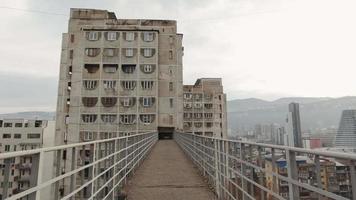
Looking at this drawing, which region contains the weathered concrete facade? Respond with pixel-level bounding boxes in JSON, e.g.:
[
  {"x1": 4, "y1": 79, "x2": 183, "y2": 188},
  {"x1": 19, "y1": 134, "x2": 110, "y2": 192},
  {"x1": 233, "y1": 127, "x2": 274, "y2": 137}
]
[
  {"x1": 0, "y1": 119, "x2": 53, "y2": 199},
  {"x1": 55, "y1": 8, "x2": 184, "y2": 145},
  {"x1": 183, "y1": 78, "x2": 228, "y2": 138}
]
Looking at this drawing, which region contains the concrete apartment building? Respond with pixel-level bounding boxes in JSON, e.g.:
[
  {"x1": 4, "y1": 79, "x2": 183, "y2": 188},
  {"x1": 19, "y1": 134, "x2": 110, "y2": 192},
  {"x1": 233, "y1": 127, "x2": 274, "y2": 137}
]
[
  {"x1": 0, "y1": 119, "x2": 54, "y2": 200},
  {"x1": 55, "y1": 8, "x2": 184, "y2": 145},
  {"x1": 54, "y1": 8, "x2": 227, "y2": 198},
  {"x1": 182, "y1": 78, "x2": 227, "y2": 138}
]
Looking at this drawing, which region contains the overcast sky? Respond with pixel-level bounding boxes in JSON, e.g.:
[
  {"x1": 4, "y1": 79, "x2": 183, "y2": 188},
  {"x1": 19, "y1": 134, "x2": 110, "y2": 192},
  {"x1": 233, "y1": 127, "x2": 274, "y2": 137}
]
[{"x1": 0, "y1": 0, "x2": 355, "y2": 113}]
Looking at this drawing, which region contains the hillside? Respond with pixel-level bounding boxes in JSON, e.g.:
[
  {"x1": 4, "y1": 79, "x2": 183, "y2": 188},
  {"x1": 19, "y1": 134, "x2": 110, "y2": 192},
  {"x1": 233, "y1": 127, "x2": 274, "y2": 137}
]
[
  {"x1": 0, "y1": 111, "x2": 55, "y2": 120},
  {"x1": 227, "y1": 96, "x2": 356, "y2": 135}
]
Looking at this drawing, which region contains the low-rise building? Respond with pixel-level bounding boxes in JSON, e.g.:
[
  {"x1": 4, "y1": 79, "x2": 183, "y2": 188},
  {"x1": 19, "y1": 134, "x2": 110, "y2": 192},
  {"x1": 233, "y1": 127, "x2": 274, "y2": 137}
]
[
  {"x1": 0, "y1": 119, "x2": 54, "y2": 199},
  {"x1": 182, "y1": 78, "x2": 227, "y2": 138}
]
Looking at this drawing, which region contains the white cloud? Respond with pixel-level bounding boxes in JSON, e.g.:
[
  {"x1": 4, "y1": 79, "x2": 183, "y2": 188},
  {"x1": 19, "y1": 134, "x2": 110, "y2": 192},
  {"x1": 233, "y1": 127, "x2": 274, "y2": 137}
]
[{"x1": 0, "y1": 0, "x2": 355, "y2": 113}]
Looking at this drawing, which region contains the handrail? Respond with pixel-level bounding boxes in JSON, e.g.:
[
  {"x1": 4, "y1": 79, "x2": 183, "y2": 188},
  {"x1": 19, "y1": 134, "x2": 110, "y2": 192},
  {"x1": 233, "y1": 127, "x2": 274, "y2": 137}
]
[{"x1": 175, "y1": 132, "x2": 356, "y2": 200}]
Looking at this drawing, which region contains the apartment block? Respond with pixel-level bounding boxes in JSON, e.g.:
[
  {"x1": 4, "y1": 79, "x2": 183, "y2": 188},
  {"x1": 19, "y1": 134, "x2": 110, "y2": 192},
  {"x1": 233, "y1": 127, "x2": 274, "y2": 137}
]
[
  {"x1": 55, "y1": 8, "x2": 184, "y2": 146},
  {"x1": 0, "y1": 119, "x2": 54, "y2": 200},
  {"x1": 54, "y1": 8, "x2": 228, "y2": 198},
  {"x1": 182, "y1": 78, "x2": 227, "y2": 138}
]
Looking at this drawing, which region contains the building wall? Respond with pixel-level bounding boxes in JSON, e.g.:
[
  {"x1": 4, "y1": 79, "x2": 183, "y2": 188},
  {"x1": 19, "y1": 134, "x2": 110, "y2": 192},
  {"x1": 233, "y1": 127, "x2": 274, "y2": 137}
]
[
  {"x1": 55, "y1": 8, "x2": 184, "y2": 146},
  {"x1": 0, "y1": 119, "x2": 53, "y2": 199},
  {"x1": 182, "y1": 78, "x2": 227, "y2": 138}
]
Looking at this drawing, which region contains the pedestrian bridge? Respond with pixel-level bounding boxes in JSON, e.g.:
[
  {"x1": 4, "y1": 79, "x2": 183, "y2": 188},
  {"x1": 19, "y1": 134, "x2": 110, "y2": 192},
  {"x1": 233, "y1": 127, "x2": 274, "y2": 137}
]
[{"x1": 0, "y1": 132, "x2": 356, "y2": 200}]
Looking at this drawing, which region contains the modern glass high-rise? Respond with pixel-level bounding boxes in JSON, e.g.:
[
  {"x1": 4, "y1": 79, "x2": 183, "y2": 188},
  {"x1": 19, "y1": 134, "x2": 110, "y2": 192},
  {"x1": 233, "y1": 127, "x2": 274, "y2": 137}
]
[
  {"x1": 335, "y1": 110, "x2": 356, "y2": 152},
  {"x1": 286, "y1": 102, "x2": 303, "y2": 148}
]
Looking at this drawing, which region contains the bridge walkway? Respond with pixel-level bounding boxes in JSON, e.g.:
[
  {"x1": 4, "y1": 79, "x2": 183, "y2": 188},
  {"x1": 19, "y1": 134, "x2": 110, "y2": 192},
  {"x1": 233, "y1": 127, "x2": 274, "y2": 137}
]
[{"x1": 125, "y1": 140, "x2": 217, "y2": 200}]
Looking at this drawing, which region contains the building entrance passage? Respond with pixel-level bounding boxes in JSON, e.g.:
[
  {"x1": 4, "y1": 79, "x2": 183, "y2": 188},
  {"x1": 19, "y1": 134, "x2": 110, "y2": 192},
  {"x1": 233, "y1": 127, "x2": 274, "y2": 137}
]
[{"x1": 158, "y1": 127, "x2": 174, "y2": 139}]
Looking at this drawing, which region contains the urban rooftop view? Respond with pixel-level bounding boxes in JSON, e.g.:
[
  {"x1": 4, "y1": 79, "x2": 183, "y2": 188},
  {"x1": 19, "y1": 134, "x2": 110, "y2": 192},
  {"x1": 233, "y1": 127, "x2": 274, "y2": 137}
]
[{"x1": 0, "y1": 1, "x2": 356, "y2": 200}]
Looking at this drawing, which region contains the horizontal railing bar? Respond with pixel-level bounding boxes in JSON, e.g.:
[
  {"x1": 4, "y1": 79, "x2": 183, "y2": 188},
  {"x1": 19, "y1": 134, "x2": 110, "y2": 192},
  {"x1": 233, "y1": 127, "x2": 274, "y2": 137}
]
[
  {"x1": 175, "y1": 133, "x2": 354, "y2": 200},
  {"x1": 177, "y1": 132, "x2": 356, "y2": 160},
  {"x1": 0, "y1": 132, "x2": 155, "y2": 159},
  {"x1": 61, "y1": 134, "x2": 156, "y2": 200},
  {"x1": 5, "y1": 132, "x2": 157, "y2": 200}
]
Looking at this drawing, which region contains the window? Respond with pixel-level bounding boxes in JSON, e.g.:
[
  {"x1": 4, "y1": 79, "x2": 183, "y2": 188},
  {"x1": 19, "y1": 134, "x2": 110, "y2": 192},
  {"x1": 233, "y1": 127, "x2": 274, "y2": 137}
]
[
  {"x1": 4, "y1": 123, "x2": 12, "y2": 127},
  {"x1": 87, "y1": 32, "x2": 100, "y2": 41},
  {"x1": 194, "y1": 113, "x2": 203, "y2": 119},
  {"x1": 184, "y1": 103, "x2": 192, "y2": 109},
  {"x1": 142, "y1": 48, "x2": 155, "y2": 57},
  {"x1": 169, "y1": 98, "x2": 174, "y2": 108},
  {"x1": 204, "y1": 113, "x2": 213, "y2": 119},
  {"x1": 122, "y1": 65, "x2": 136, "y2": 73},
  {"x1": 5, "y1": 145, "x2": 10, "y2": 152},
  {"x1": 82, "y1": 97, "x2": 98, "y2": 107},
  {"x1": 35, "y1": 120, "x2": 42, "y2": 127},
  {"x1": 143, "y1": 32, "x2": 154, "y2": 42},
  {"x1": 141, "y1": 97, "x2": 155, "y2": 107},
  {"x1": 103, "y1": 64, "x2": 118, "y2": 73},
  {"x1": 69, "y1": 50, "x2": 74, "y2": 59},
  {"x1": 206, "y1": 122, "x2": 213, "y2": 128},
  {"x1": 103, "y1": 80, "x2": 116, "y2": 89},
  {"x1": 3, "y1": 134, "x2": 11, "y2": 139},
  {"x1": 194, "y1": 103, "x2": 203, "y2": 109},
  {"x1": 125, "y1": 32, "x2": 135, "y2": 41},
  {"x1": 82, "y1": 114, "x2": 97, "y2": 123},
  {"x1": 169, "y1": 50, "x2": 173, "y2": 59},
  {"x1": 141, "y1": 64, "x2": 154, "y2": 73},
  {"x1": 183, "y1": 93, "x2": 192, "y2": 99},
  {"x1": 121, "y1": 81, "x2": 136, "y2": 90},
  {"x1": 169, "y1": 82, "x2": 173, "y2": 91},
  {"x1": 0, "y1": 120, "x2": 2, "y2": 127},
  {"x1": 101, "y1": 115, "x2": 117, "y2": 124},
  {"x1": 103, "y1": 48, "x2": 115, "y2": 57},
  {"x1": 84, "y1": 64, "x2": 99, "y2": 73},
  {"x1": 205, "y1": 94, "x2": 213, "y2": 100},
  {"x1": 183, "y1": 122, "x2": 192, "y2": 128},
  {"x1": 14, "y1": 134, "x2": 21, "y2": 139},
  {"x1": 141, "y1": 81, "x2": 154, "y2": 90},
  {"x1": 15, "y1": 123, "x2": 22, "y2": 127},
  {"x1": 101, "y1": 97, "x2": 117, "y2": 107},
  {"x1": 120, "y1": 97, "x2": 136, "y2": 107},
  {"x1": 184, "y1": 113, "x2": 192, "y2": 119},
  {"x1": 194, "y1": 122, "x2": 203, "y2": 128},
  {"x1": 169, "y1": 36, "x2": 174, "y2": 44},
  {"x1": 85, "y1": 48, "x2": 100, "y2": 57},
  {"x1": 83, "y1": 80, "x2": 98, "y2": 90},
  {"x1": 125, "y1": 48, "x2": 134, "y2": 57},
  {"x1": 120, "y1": 115, "x2": 136, "y2": 125},
  {"x1": 106, "y1": 32, "x2": 118, "y2": 41},
  {"x1": 140, "y1": 114, "x2": 155, "y2": 124},
  {"x1": 204, "y1": 104, "x2": 213, "y2": 109},
  {"x1": 70, "y1": 34, "x2": 75, "y2": 43},
  {"x1": 27, "y1": 134, "x2": 41, "y2": 139},
  {"x1": 195, "y1": 94, "x2": 202, "y2": 100}
]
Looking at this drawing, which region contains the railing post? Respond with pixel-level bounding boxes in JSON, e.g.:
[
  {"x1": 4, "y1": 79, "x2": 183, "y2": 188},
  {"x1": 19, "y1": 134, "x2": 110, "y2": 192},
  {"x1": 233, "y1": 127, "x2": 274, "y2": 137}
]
[
  {"x1": 214, "y1": 139, "x2": 221, "y2": 198},
  {"x1": 224, "y1": 140, "x2": 229, "y2": 199},
  {"x1": 35, "y1": 152, "x2": 44, "y2": 200},
  {"x1": 91, "y1": 143, "x2": 97, "y2": 198},
  {"x1": 257, "y1": 146, "x2": 265, "y2": 200},
  {"x1": 286, "y1": 150, "x2": 300, "y2": 200},
  {"x1": 315, "y1": 155, "x2": 323, "y2": 200},
  {"x1": 350, "y1": 161, "x2": 356, "y2": 200},
  {"x1": 240, "y1": 143, "x2": 248, "y2": 200},
  {"x1": 271, "y1": 148, "x2": 278, "y2": 195}
]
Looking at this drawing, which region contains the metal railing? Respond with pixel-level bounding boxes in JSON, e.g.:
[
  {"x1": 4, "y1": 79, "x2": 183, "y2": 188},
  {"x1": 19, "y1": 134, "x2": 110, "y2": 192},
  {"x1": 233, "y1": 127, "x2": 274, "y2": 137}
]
[
  {"x1": 0, "y1": 132, "x2": 158, "y2": 200},
  {"x1": 175, "y1": 132, "x2": 356, "y2": 200}
]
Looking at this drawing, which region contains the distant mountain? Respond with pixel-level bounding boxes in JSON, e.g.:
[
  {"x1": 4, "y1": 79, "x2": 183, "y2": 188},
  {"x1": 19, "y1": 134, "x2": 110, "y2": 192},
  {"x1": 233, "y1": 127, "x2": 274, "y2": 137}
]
[
  {"x1": 227, "y1": 96, "x2": 356, "y2": 135},
  {"x1": 1, "y1": 96, "x2": 356, "y2": 136},
  {"x1": 0, "y1": 111, "x2": 55, "y2": 120}
]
